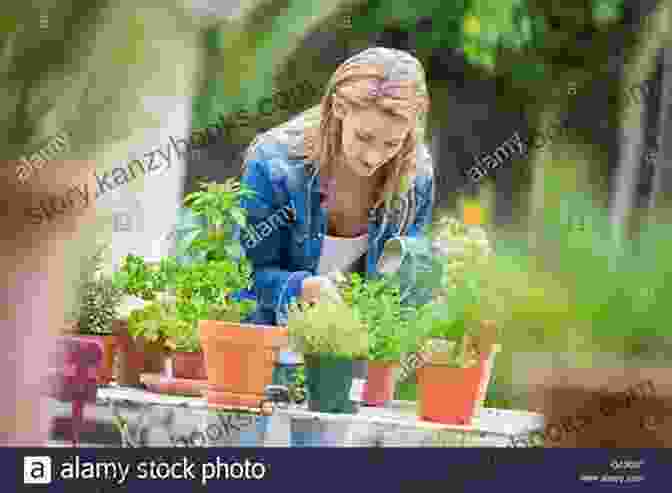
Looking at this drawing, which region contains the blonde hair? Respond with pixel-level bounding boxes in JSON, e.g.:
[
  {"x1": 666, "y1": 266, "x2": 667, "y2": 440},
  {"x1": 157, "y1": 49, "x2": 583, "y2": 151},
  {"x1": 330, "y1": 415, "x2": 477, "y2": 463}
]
[
  {"x1": 304, "y1": 48, "x2": 430, "y2": 209},
  {"x1": 251, "y1": 48, "x2": 430, "y2": 211}
]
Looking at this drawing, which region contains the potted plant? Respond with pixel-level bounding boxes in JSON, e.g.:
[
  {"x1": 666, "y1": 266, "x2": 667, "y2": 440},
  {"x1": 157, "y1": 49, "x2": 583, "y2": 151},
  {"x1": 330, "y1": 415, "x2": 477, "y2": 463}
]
[
  {"x1": 339, "y1": 273, "x2": 419, "y2": 407},
  {"x1": 112, "y1": 254, "x2": 172, "y2": 385},
  {"x1": 287, "y1": 300, "x2": 369, "y2": 414},
  {"x1": 403, "y1": 215, "x2": 500, "y2": 424},
  {"x1": 126, "y1": 298, "x2": 183, "y2": 371},
  {"x1": 126, "y1": 296, "x2": 212, "y2": 396},
  {"x1": 73, "y1": 244, "x2": 124, "y2": 384},
  {"x1": 165, "y1": 320, "x2": 206, "y2": 381},
  {"x1": 175, "y1": 178, "x2": 283, "y2": 409},
  {"x1": 414, "y1": 301, "x2": 499, "y2": 425}
]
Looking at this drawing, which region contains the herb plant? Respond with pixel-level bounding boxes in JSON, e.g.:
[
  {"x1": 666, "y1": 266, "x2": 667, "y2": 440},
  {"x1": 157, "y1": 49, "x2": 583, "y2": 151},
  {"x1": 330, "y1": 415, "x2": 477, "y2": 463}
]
[
  {"x1": 170, "y1": 178, "x2": 257, "y2": 323},
  {"x1": 112, "y1": 254, "x2": 165, "y2": 301},
  {"x1": 339, "y1": 273, "x2": 418, "y2": 362},
  {"x1": 177, "y1": 178, "x2": 256, "y2": 262},
  {"x1": 77, "y1": 244, "x2": 124, "y2": 335},
  {"x1": 287, "y1": 300, "x2": 369, "y2": 359},
  {"x1": 127, "y1": 300, "x2": 196, "y2": 352},
  {"x1": 172, "y1": 259, "x2": 254, "y2": 327}
]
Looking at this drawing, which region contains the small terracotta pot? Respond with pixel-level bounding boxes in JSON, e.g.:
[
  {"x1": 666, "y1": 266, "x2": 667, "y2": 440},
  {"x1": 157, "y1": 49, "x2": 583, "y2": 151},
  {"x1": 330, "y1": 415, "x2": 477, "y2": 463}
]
[
  {"x1": 173, "y1": 351, "x2": 207, "y2": 380},
  {"x1": 76, "y1": 334, "x2": 118, "y2": 385},
  {"x1": 362, "y1": 360, "x2": 398, "y2": 406},
  {"x1": 417, "y1": 357, "x2": 488, "y2": 425},
  {"x1": 199, "y1": 320, "x2": 288, "y2": 409},
  {"x1": 113, "y1": 320, "x2": 166, "y2": 385}
]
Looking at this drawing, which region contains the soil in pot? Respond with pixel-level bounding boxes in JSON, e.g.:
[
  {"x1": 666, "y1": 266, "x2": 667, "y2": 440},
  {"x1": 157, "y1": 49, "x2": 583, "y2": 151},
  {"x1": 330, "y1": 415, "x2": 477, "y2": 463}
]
[
  {"x1": 76, "y1": 334, "x2": 118, "y2": 385},
  {"x1": 362, "y1": 360, "x2": 397, "y2": 407},
  {"x1": 417, "y1": 362, "x2": 485, "y2": 425},
  {"x1": 173, "y1": 351, "x2": 207, "y2": 380},
  {"x1": 200, "y1": 321, "x2": 288, "y2": 409},
  {"x1": 304, "y1": 354, "x2": 358, "y2": 414}
]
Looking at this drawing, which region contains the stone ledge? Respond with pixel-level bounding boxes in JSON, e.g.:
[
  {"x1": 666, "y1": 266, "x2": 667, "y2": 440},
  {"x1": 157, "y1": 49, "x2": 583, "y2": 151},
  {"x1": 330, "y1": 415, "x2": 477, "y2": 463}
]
[{"x1": 49, "y1": 385, "x2": 544, "y2": 447}]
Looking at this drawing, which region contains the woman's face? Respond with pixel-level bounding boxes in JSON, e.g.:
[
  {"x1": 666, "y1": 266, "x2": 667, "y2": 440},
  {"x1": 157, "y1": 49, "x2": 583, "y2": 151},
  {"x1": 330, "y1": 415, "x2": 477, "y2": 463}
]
[{"x1": 333, "y1": 99, "x2": 411, "y2": 178}]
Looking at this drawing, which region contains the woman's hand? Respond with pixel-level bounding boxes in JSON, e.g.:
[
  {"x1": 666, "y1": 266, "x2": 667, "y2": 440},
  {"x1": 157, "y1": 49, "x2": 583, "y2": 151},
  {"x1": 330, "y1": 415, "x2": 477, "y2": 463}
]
[{"x1": 300, "y1": 276, "x2": 343, "y2": 304}]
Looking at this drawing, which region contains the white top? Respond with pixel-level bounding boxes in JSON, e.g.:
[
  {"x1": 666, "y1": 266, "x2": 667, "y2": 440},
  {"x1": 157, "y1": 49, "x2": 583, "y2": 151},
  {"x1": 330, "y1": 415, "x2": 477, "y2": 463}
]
[{"x1": 317, "y1": 233, "x2": 369, "y2": 275}]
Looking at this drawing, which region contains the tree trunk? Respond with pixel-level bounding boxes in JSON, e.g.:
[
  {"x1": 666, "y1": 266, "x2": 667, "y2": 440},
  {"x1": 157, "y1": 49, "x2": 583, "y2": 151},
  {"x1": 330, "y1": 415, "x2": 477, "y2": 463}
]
[
  {"x1": 648, "y1": 42, "x2": 672, "y2": 218},
  {"x1": 609, "y1": 4, "x2": 669, "y2": 242}
]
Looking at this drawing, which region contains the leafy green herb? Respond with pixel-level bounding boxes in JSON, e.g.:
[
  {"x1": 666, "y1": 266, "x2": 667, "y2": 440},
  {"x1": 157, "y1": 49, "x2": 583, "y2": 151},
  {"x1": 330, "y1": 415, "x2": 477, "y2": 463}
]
[
  {"x1": 178, "y1": 178, "x2": 256, "y2": 262},
  {"x1": 127, "y1": 299, "x2": 197, "y2": 352},
  {"x1": 77, "y1": 244, "x2": 124, "y2": 335},
  {"x1": 112, "y1": 254, "x2": 164, "y2": 301},
  {"x1": 340, "y1": 273, "x2": 418, "y2": 362},
  {"x1": 287, "y1": 300, "x2": 368, "y2": 359}
]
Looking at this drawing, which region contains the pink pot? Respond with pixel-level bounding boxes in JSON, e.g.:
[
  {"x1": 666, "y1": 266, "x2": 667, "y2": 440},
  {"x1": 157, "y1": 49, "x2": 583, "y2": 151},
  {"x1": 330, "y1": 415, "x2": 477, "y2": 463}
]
[
  {"x1": 362, "y1": 361, "x2": 398, "y2": 406},
  {"x1": 173, "y1": 351, "x2": 207, "y2": 380}
]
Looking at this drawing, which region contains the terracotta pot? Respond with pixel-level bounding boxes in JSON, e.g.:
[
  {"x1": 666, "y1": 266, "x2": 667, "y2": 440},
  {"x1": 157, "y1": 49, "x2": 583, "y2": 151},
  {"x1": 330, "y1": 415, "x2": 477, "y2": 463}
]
[
  {"x1": 173, "y1": 351, "x2": 207, "y2": 380},
  {"x1": 76, "y1": 334, "x2": 118, "y2": 385},
  {"x1": 417, "y1": 357, "x2": 489, "y2": 425},
  {"x1": 199, "y1": 320, "x2": 288, "y2": 409},
  {"x1": 525, "y1": 367, "x2": 672, "y2": 447},
  {"x1": 362, "y1": 360, "x2": 398, "y2": 407},
  {"x1": 113, "y1": 320, "x2": 166, "y2": 385}
]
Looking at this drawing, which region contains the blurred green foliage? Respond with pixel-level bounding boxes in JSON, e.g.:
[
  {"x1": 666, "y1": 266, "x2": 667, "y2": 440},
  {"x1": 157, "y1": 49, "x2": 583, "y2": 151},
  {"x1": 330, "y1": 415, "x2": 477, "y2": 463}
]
[{"x1": 351, "y1": 0, "x2": 625, "y2": 82}]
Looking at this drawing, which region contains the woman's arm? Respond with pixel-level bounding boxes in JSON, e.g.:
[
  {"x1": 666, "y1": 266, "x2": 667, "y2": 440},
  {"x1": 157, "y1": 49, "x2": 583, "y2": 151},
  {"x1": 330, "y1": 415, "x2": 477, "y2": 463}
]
[{"x1": 239, "y1": 157, "x2": 312, "y2": 326}]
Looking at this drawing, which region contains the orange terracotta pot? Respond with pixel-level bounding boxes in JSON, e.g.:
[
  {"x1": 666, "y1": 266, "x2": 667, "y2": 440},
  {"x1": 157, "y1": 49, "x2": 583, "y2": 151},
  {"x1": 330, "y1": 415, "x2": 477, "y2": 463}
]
[
  {"x1": 76, "y1": 334, "x2": 118, "y2": 385},
  {"x1": 417, "y1": 359, "x2": 487, "y2": 425},
  {"x1": 173, "y1": 351, "x2": 207, "y2": 380},
  {"x1": 199, "y1": 320, "x2": 288, "y2": 409},
  {"x1": 362, "y1": 360, "x2": 398, "y2": 406},
  {"x1": 113, "y1": 320, "x2": 165, "y2": 385}
]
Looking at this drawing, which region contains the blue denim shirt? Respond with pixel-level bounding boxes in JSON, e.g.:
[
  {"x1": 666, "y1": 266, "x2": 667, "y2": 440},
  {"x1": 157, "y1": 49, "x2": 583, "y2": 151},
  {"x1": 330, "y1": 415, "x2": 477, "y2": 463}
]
[{"x1": 233, "y1": 129, "x2": 437, "y2": 340}]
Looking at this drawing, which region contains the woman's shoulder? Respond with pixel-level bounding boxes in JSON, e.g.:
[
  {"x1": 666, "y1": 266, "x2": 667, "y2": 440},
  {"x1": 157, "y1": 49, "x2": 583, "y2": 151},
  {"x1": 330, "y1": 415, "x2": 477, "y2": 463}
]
[
  {"x1": 243, "y1": 107, "x2": 320, "y2": 167},
  {"x1": 241, "y1": 126, "x2": 311, "y2": 179}
]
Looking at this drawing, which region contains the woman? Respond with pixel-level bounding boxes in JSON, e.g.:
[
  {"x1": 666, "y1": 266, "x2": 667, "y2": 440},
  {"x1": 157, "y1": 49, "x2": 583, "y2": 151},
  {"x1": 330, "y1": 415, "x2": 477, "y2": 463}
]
[{"x1": 236, "y1": 47, "x2": 436, "y2": 374}]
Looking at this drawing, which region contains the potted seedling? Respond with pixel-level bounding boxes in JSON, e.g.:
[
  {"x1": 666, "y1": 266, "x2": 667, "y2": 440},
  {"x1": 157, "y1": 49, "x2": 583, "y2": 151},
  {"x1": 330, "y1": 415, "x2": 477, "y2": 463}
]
[
  {"x1": 287, "y1": 300, "x2": 369, "y2": 414},
  {"x1": 175, "y1": 179, "x2": 283, "y2": 409},
  {"x1": 339, "y1": 273, "x2": 419, "y2": 407},
  {"x1": 126, "y1": 298, "x2": 181, "y2": 370},
  {"x1": 112, "y1": 254, "x2": 173, "y2": 385},
  {"x1": 73, "y1": 244, "x2": 124, "y2": 384},
  {"x1": 163, "y1": 317, "x2": 205, "y2": 382}
]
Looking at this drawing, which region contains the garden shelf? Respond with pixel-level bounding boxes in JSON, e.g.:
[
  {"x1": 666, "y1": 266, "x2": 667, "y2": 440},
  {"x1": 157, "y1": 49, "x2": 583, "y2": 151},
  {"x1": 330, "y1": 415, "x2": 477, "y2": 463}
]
[{"x1": 47, "y1": 385, "x2": 544, "y2": 447}]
